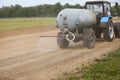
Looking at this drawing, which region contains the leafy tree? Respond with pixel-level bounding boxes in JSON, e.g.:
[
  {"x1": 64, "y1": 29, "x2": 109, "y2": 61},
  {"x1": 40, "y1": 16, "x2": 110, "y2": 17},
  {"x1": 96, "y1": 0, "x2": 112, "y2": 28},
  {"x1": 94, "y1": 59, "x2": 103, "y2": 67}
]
[
  {"x1": 53, "y1": 2, "x2": 62, "y2": 15},
  {"x1": 0, "y1": 2, "x2": 84, "y2": 18},
  {"x1": 111, "y1": 5, "x2": 120, "y2": 16}
]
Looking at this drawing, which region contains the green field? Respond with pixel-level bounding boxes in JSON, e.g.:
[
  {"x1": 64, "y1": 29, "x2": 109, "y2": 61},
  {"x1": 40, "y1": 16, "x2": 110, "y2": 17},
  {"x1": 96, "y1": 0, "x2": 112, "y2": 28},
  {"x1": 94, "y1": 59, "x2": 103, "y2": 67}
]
[
  {"x1": 80, "y1": 49, "x2": 120, "y2": 80},
  {"x1": 0, "y1": 17, "x2": 119, "y2": 31},
  {"x1": 55, "y1": 49, "x2": 120, "y2": 80},
  {"x1": 0, "y1": 17, "x2": 56, "y2": 31}
]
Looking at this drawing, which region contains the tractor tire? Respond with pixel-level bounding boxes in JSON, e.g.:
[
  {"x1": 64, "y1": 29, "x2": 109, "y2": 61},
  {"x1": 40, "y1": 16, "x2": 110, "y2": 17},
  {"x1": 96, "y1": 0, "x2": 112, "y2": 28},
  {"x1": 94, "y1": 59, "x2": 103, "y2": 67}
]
[
  {"x1": 103, "y1": 19, "x2": 114, "y2": 42},
  {"x1": 83, "y1": 37, "x2": 95, "y2": 49},
  {"x1": 115, "y1": 28, "x2": 120, "y2": 38},
  {"x1": 57, "y1": 32, "x2": 69, "y2": 48}
]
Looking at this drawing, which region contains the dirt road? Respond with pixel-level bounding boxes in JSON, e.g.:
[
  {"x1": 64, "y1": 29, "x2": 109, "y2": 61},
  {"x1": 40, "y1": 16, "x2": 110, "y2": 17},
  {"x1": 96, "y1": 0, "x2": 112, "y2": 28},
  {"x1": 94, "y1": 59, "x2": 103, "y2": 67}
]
[{"x1": 0, "y1": 30, "x2": 120, "y2": 80}]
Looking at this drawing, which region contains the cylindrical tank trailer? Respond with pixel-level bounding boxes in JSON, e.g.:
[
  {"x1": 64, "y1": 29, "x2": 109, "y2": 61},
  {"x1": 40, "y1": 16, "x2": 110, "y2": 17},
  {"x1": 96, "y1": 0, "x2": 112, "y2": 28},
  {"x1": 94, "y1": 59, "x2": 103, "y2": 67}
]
[
  {"x1": 56, "y1": 9, "x2": 96, "y2": 32},
  {"x1": 56, "y1": 8, "x2": 97, "y2": 49}
]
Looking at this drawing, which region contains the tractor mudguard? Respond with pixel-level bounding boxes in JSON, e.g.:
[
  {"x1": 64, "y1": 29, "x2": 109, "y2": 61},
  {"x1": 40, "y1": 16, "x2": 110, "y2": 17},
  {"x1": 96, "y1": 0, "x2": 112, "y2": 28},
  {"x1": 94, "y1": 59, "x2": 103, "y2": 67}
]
[{"x1": 100, "y1": 16, "x2": 112, "y2": 28}]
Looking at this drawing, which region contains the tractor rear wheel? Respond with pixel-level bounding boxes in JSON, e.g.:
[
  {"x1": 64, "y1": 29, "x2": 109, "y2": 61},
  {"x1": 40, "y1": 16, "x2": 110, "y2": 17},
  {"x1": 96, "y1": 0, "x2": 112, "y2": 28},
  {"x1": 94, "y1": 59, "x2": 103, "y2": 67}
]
[
  {"x1": 115, "y1": 28, "x2": 120, "y2": 38},
  {"x1": 103, "y1": 20, "x2": 114, "y2": 42},
  {"x1": 57, "y1": 32, "x2": 69, "y2": 48}
]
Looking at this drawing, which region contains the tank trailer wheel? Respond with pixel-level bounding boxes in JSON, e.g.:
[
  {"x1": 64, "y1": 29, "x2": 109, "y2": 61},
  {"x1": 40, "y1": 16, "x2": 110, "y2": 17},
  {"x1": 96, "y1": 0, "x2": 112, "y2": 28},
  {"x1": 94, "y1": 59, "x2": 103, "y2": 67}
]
[
  {"x1": 83, "y1": 28, "x2": 96, "y2": 49},
  {"x1": 103, "y1": 20, "x2": 114, "y2": 42},
  {"x1": 57, "y1": 32, "x2": 69, "y2": 48},
  {"x1": 83, "y1": 37, "x2": 95, "y2": 49}
]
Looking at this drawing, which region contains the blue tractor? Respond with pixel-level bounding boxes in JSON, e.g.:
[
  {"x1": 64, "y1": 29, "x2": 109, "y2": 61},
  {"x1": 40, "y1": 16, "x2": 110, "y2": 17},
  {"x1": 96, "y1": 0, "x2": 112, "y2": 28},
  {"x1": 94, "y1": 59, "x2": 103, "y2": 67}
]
[
  {"x1": 56, "y1": 1, "x2": 120, "y2": 49},
  {"x1": 85, "y1": 1, "x2": 120, "y2": 41}
]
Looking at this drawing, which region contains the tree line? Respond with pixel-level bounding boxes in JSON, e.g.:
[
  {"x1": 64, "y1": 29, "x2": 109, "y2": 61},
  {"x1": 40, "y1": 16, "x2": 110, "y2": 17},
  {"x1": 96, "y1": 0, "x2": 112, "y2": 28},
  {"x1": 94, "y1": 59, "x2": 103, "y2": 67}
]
[
  {"x1": 0, "y1": 2, "x2": 120, "y2": 18},
  {"x1": 0, "y1": 3, "x2": 82, "y2": 18}
]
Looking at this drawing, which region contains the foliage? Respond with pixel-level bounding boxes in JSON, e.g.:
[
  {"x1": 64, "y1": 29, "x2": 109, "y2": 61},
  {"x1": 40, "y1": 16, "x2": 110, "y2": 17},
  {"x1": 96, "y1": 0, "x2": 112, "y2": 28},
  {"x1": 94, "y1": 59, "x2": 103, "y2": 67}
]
[
  {"x1": 0, "y1": 3, "x2": 82, "y2": 18},
  {"x1": 111, "y1": 5, "x2": 120, "y2": 16},
  {"x1": 80, "y1": 49, "x2": 120, "y2": 80},
  {"x1": 0, "y1": 2, "x2": 119, "y2": 18}
]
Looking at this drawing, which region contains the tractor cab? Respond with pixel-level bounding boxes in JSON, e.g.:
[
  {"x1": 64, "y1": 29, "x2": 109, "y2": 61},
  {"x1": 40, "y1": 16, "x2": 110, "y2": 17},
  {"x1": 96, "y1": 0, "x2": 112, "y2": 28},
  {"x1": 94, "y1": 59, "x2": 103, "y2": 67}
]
[
  {"x1": 85, "y1": 1, "x2": 111, "y2": 16},
  {"x1": 85, "y1": 1, "x2": 112, "y2": 22}
]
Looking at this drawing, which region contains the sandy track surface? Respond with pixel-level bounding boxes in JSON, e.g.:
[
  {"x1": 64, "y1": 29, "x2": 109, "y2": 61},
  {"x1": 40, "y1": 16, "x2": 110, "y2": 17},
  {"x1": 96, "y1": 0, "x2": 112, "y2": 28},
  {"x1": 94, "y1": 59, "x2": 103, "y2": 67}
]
[{"x1": 0, "y1": 30, "x2": 120, "y2": 80}]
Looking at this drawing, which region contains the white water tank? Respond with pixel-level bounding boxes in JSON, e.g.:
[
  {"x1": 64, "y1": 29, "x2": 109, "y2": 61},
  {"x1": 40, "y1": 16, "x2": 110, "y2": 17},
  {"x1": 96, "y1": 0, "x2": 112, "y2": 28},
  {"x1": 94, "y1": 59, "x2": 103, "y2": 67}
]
[{"x1": 56, "y1": 8, "x2": 97, "y2": 32}]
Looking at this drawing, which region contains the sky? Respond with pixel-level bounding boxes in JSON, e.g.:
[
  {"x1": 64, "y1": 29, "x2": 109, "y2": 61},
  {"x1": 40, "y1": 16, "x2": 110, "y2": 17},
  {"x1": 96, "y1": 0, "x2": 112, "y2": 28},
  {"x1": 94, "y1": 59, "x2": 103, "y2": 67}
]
[{"x1": 0, "y1": 0, "x2": 120, "y2": 8}]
